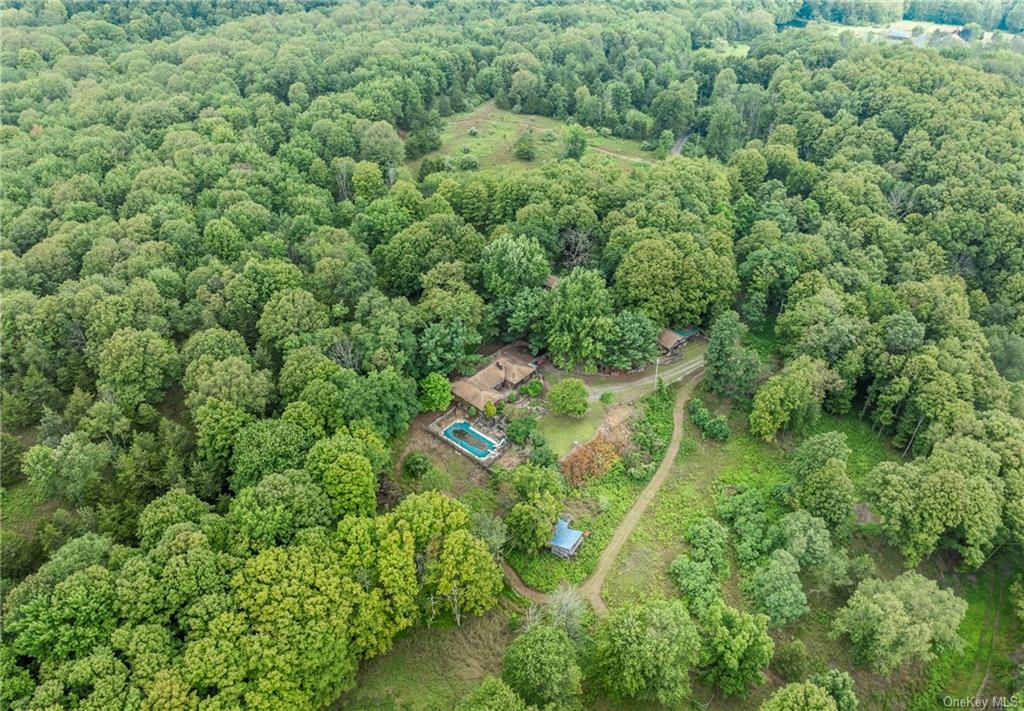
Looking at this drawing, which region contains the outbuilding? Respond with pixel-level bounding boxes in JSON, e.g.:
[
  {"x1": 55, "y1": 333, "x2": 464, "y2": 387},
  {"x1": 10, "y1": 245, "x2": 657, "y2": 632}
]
[{"x1": 549, "y1": 518, "x2": 585, "y2": 558}]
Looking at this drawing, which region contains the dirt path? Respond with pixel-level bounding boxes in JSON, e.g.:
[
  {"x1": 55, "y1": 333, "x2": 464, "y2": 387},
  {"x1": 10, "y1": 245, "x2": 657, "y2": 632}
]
[
  {"x1": 577, "y1": 372, "x2": 703, "y2": 614},
  {"x1": 582, "y1": 354, "x2": 704, "y2": 402},
  {"x1": 589, "y1": 145, "x2": 649, "y2": 164},
  {"x1": 670, "y1": 132, "x2": 689, "y2": 156},
  {"x1": 502, "y1": 370, "x2": 703, "y2": 614},
  {"x1": 501, "y1": 561, "x2": 550, "y2": 605}
]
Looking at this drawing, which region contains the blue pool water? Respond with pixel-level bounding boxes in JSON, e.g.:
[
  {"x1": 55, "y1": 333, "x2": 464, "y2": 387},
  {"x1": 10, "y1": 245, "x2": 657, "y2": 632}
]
[{"x1": 443, "y1": 421, "x2": 498, "y2": 459}]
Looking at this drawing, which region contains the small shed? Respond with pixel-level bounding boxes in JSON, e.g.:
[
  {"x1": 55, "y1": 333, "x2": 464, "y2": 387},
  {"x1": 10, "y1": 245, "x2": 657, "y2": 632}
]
[
  {"x1": 549, "y1": 518, "x2": 584, "y2": 558},
  {"x1": 658, "y1": 328, "x2": 685, "y2": 352},
  {"x1": 544, "y1": 274, "x2": 560, "y2": 289}
]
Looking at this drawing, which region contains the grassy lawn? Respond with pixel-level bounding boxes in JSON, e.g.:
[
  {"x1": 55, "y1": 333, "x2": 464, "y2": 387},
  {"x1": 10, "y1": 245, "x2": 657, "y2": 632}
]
[
  {"x1": 334, "y1": 608, "x2": 514, "y2": 711},
  {"x1": 407, "y1": 100, "x2": 650, "y2": 174},
  {"x1": 536, "y1": 403, "x2": 606, "y2": 458}
]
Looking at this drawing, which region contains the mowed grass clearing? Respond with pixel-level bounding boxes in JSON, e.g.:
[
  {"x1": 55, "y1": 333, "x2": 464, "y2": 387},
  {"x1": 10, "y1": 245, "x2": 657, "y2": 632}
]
[
  {"x1": 407, "y1": 100, "x2": 650, "y2": 173},
  {"x1": 536, "y1": 402, "x2": 606, "y2": 458}
]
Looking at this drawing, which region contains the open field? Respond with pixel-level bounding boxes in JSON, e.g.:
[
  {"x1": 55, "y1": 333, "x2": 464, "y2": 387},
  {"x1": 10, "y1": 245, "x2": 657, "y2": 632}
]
[
  {"x1": 334, "y1": 607, "x2": 515, "y2": 711},
  {"x1": 536, "y1": 403, "x2": 607, "y2": 458},
  {"x1": 818, "y1": 18, "x2": 1010, "y2": 42},
  {"x1": 406, "y1": 101, "x2": 650, "y2": 174}
]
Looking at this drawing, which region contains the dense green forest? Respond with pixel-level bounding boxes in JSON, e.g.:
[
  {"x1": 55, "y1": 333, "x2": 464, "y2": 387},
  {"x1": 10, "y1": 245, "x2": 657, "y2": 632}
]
[{"x1": 1, "y1": 1, "x2": 1023, "y2": 709}]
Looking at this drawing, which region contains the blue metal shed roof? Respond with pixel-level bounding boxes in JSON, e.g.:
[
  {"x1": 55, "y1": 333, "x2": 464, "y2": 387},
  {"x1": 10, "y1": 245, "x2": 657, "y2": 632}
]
[
  {"x1": 549, "y1": 519, "x2": 583, "y2": 549},
  {"x1": 674, "y1": 325, "x2": 701, "y2": 338}
]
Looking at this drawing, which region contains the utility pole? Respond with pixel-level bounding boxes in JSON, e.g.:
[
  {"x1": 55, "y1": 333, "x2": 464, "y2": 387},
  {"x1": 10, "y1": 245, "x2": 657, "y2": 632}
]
[{"x1": 653, "y1": 356, "x2": 660, "y2": 391}]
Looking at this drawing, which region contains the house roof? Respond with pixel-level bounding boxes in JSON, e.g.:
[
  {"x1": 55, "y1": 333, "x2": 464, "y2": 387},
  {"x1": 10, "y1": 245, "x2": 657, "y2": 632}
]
[
  {"x1": 549, "y1": 519, "x2": 583, "y2": 550},
  {"x1": 503, "y1": 361, "x2": 535, "y2": 385},
  {"x1": 471, "y1": 362, "x2": 506, "y2": 389},
  {"x1": 675, "y1": 325, "x2": 701, "y2": 338},
  {"x1": 451, "y1": 379, "x2": 502, "y2": 411},
  {"x1": 658, "y1": 328, "x2": 684, "y2": 350}
]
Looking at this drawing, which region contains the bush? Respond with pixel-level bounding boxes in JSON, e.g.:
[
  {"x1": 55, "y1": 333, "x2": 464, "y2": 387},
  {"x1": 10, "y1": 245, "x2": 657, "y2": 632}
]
[
  {"x1": 684, "y1": 517, "x2": 730, "y2": 579},
  {"x1": 506, "y1": 416, "x2": 538, "y2": 446},
  {"x1": 528, "y1": 441, "x2": 557, "y2": 468},
  {"x1": 403, "y1": 452, "x2": 433, "y2": 479},
  {"x1": 467, "y1": 126, "x2": 479, "y2": 137},
  {"x1": 513, "y1": 131, "x2": 536, "y2": 161},
  {"x1": 631, "y1": 385, "x2": 675, "y2": 459},
  {"x1": 559, "y1": 435, "x2": 618, "y2": 486},
  {"x1": 688, "y1": 398, "x2": 730, "y2": 441},
  {"x1": 772, "y1": 640, "x2": 811, "y2": 682},
  {"x1": 457, "y1": 153, "x2": 479, "y2": 170},
  {"x1": 669, "y1": 556, "x2": 719, "y2": 613},
  {"x1": 456, "y1": 676, "x2": 526, "y2": 711},
  {"x1": 599, "y1": 391, "x2": 614, "y2": 406},
  {"x1": 1, "y1": 432, "x2": 25, "y2": 484},
  {"x1": 547, "y1": 378, "x2": 588, "y2": 418},
  {"x1": 520, "y1": 379, "x2": 543, "y2": 398}
]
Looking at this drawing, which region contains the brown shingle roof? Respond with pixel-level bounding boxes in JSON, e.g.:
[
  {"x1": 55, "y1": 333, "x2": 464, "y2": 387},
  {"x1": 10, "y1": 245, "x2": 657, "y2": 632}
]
[
  {"x1": 451, "y1": 380, "x2": 502, "y2": 411},
  {"x1": 658, "y1": 328, "x2": 684, "y2": 350}
]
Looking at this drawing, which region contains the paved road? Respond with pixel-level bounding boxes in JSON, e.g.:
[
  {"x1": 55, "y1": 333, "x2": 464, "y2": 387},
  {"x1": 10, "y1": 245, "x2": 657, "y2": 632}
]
[{"x1": 503, "y1": 369, "x2": 704, "y2": 614}]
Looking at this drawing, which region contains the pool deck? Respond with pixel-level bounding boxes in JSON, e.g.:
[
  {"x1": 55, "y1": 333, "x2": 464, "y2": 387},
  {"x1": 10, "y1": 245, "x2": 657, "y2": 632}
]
[{"x1": 426, "y1": 408, "x2": 507, "y2": 466}]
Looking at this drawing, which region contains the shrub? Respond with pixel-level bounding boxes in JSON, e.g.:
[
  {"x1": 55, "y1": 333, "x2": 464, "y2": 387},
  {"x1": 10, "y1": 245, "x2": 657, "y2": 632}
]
[
  {"x1": 1, "y1": 432, "x2": 25, "y2": 484},
  {"x1": 809, "y1": 669, "x2": 858, "y2": 711},
  {"x1": 688, "y1": 398, "x2": 730, "y2": 441},
  {"x1": 456, "y1": 676, "x2": 526, "y2": 711},
  {"x1": 520, "y1": 379, "x2": 543, "y2": 398},
  {"x1": 403, "y1": 452, "x2": 433, "y2": 479},
  {"x1": 457, "y1": 153, "x2": 479, "y2": 170},
  {"x1": 547, "y1": 378, "x2": 588, "y2": 417},
  {"x1": 528, "y1": 441, "x2": 557, "y2": 468},
  {"x1": 467, "y1": 127, "x2": 479, "y2": 137},
  {"x1": 559, "y1": 435, "x2": 618, "y2": 486},
  {"x1": 669, "y1": 556, "x2": 719, "y2": 613},
  {"x1": 513, "y1": 131, "x2": 536, "y2": 161},
  {"x1": 599, "y1": 391, "x2": 614, "y2": 406},
  {"x1": 506, "y1": 416, "x2": 538, "y2": 445},
  {"x1": 772, "y1": 640, "x2": 811, "y2": 682},
  {"x1": 631, "y1": 385, "x2": 675, "y2": 459},
  {"x1": 684, "y1": 517, "x2": 730, "y2": 579}
]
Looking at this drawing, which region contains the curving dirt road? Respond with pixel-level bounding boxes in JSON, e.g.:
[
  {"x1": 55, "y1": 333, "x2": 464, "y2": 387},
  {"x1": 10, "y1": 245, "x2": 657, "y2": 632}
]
[{"x1": 503, "y1": 370, "x2": 704, "y2": 614}]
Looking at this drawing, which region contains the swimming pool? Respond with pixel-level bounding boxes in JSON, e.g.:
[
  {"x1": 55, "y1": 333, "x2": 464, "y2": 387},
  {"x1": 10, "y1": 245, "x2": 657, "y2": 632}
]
[{"x1": 443, "y1": 420, "x2": 499, "y2": 460}]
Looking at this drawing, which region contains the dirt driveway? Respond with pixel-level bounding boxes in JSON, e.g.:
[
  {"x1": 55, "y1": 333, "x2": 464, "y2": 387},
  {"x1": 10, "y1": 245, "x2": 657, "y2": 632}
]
[{"x1": 504, "y1": 370, "x2": 704, "y2": 614}]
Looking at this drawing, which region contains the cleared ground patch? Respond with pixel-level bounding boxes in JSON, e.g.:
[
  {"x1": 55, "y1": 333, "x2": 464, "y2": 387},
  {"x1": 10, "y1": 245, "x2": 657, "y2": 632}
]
[
  {"x1": 536, "y1": 403, "x2": 607, "y2": 458},
  {"x1": 334, "y1": 607, "x2": 514, "y2": 711},
  {"x1": 407, "y1": 100, "x2": 650, "y2": 174}
]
